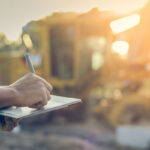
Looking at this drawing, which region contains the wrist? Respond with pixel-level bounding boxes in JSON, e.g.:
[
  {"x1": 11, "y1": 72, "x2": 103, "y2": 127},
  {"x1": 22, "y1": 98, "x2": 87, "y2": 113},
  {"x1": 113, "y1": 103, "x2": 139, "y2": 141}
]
[
  {"x1": 0, "y1": 86, "x2": 19, "y2": 108},
  {"x1": 7, "y1": 86, "x2": 20, "y2": 106}
]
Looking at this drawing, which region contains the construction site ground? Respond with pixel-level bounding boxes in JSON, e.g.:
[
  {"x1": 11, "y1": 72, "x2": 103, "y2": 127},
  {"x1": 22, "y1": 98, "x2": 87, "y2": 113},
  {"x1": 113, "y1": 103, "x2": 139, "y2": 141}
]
[{"x1": 0, "y1": 118, "x2": 133, "y2": 150}]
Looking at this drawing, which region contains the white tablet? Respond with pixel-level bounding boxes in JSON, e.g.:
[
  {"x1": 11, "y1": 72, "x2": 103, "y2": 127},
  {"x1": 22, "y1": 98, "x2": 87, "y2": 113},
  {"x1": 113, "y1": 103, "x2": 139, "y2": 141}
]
[{"x1": 0, "y1": 95, "x2": 81, "y2": 119}]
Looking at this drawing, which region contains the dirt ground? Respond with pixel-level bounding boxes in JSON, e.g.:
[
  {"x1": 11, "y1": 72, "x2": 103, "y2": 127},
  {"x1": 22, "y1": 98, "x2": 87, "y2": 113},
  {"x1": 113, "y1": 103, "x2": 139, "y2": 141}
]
[{"x1": 0, "y1": 119, "x2": 118, "y2": 150}]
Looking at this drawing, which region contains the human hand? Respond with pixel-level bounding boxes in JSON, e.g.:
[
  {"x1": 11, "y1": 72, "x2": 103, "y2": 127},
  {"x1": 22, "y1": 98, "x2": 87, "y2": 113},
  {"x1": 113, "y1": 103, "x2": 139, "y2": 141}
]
[{"x1": 9, "y1": 73, "x2": 53, "y2": 109}]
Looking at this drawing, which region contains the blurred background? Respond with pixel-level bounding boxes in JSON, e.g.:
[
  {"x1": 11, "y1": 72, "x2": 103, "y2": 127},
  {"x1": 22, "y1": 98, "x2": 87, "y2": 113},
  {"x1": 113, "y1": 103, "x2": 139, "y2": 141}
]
[{"x1": 1, "y1": 0, "x2": 150, "y2": 149}]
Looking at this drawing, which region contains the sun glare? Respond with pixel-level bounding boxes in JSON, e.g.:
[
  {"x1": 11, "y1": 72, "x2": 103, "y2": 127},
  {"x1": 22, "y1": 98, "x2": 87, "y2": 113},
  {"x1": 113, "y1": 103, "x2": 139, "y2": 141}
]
[
  {"x1": 99, "y1": 0, "x2": 148, "y2": 14},
  {"x1": 110, "y1": 14, "x2": 140, "y2": 34},
  {"x1": 112, "y1": 41, "x2": 129, "y2": 56}
]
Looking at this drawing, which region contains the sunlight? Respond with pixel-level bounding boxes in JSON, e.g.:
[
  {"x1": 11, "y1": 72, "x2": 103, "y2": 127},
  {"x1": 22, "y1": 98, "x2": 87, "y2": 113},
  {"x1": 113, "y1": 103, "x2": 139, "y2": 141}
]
[
  {"x1": 0, "y1": 0, "x2": 148, "y2": 41},
  {"x1": 110, "y1": 14, "x2": 140, "y2": 34},
  {"x1": 112, "y1": 41, "x2": 129, "y2": 56},
  {"x1": 99, "y1": 0, "x2": 148, "y2": 14}
]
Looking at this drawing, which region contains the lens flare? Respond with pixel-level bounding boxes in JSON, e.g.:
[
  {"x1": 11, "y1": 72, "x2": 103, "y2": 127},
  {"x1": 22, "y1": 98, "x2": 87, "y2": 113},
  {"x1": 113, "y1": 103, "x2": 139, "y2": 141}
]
[
  {"x1": 110, "y1": 14, "x2": 140, "y2": 34},
  {"x1": 112, "y1": 41, "x2": 129, "y2": 56}
]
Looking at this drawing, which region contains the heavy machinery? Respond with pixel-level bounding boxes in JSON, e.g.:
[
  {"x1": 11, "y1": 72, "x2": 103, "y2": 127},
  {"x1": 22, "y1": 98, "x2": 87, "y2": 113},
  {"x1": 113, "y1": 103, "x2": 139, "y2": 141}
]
[
  {"x1": 21, "y1": 8, "x2": 116, "y2": 98},
  {"x1": 0, "y1": 8, "x2": 118, "y2": 97}
]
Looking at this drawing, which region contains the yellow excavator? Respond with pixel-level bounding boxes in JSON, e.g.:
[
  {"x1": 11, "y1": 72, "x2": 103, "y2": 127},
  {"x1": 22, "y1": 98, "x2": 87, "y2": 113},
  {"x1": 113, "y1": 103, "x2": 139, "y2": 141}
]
[{"x1": 0, "y1": 8, "x2": 117, "y2": 98}]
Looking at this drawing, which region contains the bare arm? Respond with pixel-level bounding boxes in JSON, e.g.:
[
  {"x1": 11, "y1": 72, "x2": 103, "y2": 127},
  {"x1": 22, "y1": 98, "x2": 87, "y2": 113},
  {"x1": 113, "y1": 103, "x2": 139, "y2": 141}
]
[
  {"x1": 0, "y1": 73, "x2": 53, "y2": 109},
  {"x1": 0, "y1": 73, "x2": 53, "y2": 131},
  {"x1": 0, "y1": 86, "x2": 17, "y2": 109}
]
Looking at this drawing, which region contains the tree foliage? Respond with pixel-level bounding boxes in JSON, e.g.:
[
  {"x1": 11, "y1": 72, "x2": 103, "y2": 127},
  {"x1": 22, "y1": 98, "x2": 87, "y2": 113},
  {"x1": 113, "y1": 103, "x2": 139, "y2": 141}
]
[{"x1": 0, "y1": 33, "x2": 21, "y2": 53}]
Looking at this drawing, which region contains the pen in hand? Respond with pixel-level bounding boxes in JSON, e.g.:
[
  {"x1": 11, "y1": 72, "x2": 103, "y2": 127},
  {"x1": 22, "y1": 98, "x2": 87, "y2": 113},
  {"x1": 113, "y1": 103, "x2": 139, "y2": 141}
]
[
  {"x1": 24, "y1": 53, "x2": 45, "y2": 109},
  {"x1": 24, "y1": 53, "x2": 35, "y2": 73}
]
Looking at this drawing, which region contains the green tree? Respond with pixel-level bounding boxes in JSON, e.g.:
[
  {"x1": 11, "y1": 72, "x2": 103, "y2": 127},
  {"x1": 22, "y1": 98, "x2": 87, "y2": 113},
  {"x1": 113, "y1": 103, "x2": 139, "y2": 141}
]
[{"x1": 0, "y1": 33, "x2": 21, "y2": 53}]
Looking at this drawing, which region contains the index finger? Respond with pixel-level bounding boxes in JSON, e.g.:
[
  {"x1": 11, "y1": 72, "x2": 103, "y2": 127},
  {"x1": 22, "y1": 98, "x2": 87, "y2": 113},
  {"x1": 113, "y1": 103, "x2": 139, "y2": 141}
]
[{"x1": 37, "y1": 76, "x2": 53, "y2": 92}]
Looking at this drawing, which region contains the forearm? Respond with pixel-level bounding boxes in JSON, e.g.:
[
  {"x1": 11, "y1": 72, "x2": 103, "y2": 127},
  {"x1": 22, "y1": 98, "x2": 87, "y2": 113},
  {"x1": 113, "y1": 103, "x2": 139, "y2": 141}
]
[
  {"x1": 0, "y1": 86, "x2": 17, "y2": 108},
  {"x1": 0, "y1": 87, "x2": 19, "y2": 131}
]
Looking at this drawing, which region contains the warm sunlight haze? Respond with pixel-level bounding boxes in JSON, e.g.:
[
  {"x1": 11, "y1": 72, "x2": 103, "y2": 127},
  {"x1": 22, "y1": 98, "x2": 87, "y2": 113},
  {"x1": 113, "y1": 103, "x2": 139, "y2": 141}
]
[
  {"x1": 0, "y1": 0, "x2": 148, "y2": 41},
  {"x1": 99, "y1": 0, "x2": 148, "y2": 14}
]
